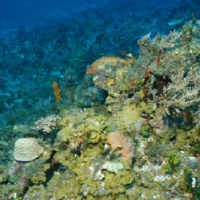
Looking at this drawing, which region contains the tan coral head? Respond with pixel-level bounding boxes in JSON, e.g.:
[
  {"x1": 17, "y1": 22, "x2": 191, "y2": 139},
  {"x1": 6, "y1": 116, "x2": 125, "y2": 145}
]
[{"x1": 13, "y1": 137, "x2": 44, "y2": 162}]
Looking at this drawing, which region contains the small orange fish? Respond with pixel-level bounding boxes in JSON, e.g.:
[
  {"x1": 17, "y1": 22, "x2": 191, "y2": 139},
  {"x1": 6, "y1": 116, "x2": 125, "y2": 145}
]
[{"x1": 86, "y1": 56, "x2": 135, "y2": 75}]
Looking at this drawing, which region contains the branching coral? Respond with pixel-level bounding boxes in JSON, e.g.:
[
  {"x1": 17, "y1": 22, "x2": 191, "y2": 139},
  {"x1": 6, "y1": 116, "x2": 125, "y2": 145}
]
[
  {"x1": 138, "y1": 30, "x2": 181, "y2": 55},
  {"x1": 147, "y1": 70, "x2": 200, "y2": 117},
  {"x1": 33, "y1": 114, "x2": 61, "y2": 133}
]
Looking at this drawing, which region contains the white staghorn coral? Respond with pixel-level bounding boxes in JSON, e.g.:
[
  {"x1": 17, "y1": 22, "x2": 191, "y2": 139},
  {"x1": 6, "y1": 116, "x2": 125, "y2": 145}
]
[{"x1": 33, "y1": 114, "x2": 61, "y2": 133}]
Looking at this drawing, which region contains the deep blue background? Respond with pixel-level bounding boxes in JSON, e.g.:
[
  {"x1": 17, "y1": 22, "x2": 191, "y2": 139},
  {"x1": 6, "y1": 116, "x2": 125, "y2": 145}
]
[
  {"x1": 0, "y1": 0, "x2": 112, "y2": 31},
  {"x1": 1, "y1": 0, "x2": 196, "y2": 31}
]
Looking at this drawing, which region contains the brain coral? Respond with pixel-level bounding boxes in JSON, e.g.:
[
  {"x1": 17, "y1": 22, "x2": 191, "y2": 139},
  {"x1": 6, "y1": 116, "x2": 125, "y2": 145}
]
[{"x1": 13, "y1": 138, "x2": 44, "y2": 161}]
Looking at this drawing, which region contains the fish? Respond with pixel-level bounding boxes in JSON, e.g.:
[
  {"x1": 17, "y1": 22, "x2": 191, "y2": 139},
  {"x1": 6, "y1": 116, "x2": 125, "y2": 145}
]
[
  {"x1": 168, "y1": 15, "x2": 185, "y2": 26},
  {"x1": 86, "y1": 56, "x2": 135, "y2": 75}
]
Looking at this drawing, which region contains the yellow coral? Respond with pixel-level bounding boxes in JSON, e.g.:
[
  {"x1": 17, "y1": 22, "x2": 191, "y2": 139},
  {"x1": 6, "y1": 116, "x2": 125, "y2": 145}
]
[{"x1": 52, "y1": 82, "x2": 61, "y2": 102}]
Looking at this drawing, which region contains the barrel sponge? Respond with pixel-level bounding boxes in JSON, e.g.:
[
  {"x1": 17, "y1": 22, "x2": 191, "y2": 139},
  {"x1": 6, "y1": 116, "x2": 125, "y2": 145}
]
[{"x1": 13, "y1": 138, "x2": 44, "y2": 161}]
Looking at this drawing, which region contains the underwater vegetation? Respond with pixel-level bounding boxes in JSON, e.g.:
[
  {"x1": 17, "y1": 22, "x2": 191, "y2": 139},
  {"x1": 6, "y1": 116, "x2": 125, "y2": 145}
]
[
  {"x1": 0, "y1": 18, "x2": 199, "y2": 199},
  {"x1": 0, "y1": 0, "x2": 200, "y2": 199}
]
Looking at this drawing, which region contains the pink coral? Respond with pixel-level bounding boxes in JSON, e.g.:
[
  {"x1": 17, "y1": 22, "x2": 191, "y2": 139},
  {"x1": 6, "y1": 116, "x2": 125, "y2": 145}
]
[{"x1": 106, "y1": 131, "x2": 134, "y2": 164}]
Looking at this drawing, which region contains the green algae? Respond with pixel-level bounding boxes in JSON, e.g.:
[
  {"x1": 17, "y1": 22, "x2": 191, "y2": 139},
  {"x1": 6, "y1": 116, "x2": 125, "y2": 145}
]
[
  {"x1": 24, "y1": 185, "x2": 47, "y2": 200},
  {"x1": 24, "y1": 161, "x2": 51, "y2": 184},
  {"x1": 54, "y1": 180, "x2": 81, "y2": 199},
  {"x1": 140, "y1": 124, "x2": 151, "y2": 137},
  {"x1": 162, "y1": 151, "x2": 181, "y2": 174}
]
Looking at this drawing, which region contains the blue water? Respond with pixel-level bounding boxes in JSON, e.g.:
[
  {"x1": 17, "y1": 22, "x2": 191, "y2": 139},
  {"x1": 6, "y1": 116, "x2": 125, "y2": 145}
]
[
  {"x1": 0, "y1": 0, "x2": 110, "y2": 31},
  {"x1": 0, "y1": 0, "x2": 200, "y2": 198}
]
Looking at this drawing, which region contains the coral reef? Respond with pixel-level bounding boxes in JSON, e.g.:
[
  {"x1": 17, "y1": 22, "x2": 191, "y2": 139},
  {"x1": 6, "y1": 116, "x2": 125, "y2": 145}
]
[
  {"x1": 0, "y1": 1, "x2": 200, "y2": 198},
  {"x1": 33, "y1": 114, "x2": 61, "y2": 133},
  {"x1": 13, "y1": 137, "x2": 44, "y2": 162}
]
